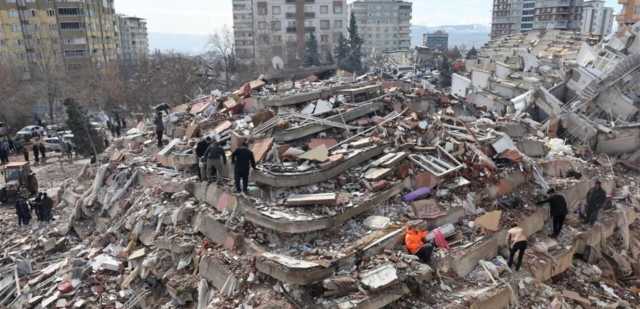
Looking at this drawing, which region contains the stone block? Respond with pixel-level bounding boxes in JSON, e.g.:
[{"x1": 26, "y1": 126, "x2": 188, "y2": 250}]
[{"x1": 199, "y1": 255, "x2": 238, "y2": 296}]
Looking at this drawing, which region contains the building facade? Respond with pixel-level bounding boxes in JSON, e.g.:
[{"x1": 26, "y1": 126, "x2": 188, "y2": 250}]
[
  {"x1": 491, "y1": 0, "x2": 592, "y2": 38},
  {"x1": 424, "y1": 30, "x2": 449, "y2": 51},
  {"x1": 117, "y1": 15, "x2": 149, "y2": 66},
  {"x1": 581, "y1": 0, "x2": 614, "y2": 37},
  {"x1": 0, "y1": 0, "x2": 119, "y2": 77},
  {"x1": 617, "y1": 0, "x2": 640, "y2": 30},
  {"x1": 232, "y1": 0, "x2": 348, "y2": 70},
  {"x1": 350, "y1": 0, "x2": 412, "y2": 57}
]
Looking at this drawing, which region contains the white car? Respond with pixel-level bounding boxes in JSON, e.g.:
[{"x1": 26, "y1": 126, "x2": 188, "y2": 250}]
[
  {"x1": 43, "y1": 137, "x2": 65, "y2": 152},
  {"x1": 16, "y1": 125, "x2": 46, "y2": 139}
]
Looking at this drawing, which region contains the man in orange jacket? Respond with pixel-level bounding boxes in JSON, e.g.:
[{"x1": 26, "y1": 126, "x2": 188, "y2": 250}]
[{"x1": 405, "y1": 224, "x2": 434, "y2": 263}]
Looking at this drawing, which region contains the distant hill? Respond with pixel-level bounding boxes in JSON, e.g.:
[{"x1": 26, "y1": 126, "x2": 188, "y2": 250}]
[
  {"x1": 150, "y1": 24, "x2": 490, "y2": 55},
  {"x1": 412, "y1": 24, "x2": 490, "y2": 49}
]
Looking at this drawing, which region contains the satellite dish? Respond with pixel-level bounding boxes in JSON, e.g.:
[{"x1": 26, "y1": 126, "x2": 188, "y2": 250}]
[{"x1": 272, "y1": 56, "x2": 284, "y2": 70}]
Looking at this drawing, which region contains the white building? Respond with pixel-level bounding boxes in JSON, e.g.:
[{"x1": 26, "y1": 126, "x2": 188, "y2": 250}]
[
  {"x1": 581, "y1": 0, "x2": 614, "y2": 37},
  {"x1": 232, "y1": 0, "x2": 348, "y2": 70},
  {"x1": 349, "y1": 0, "x2": 412, "y2": 57},
  {"x1": 117, "y1": 15, "x2": 149, "y2": 66}
]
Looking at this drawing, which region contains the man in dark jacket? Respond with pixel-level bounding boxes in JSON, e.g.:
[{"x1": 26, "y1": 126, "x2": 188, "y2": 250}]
[
  {"x1": 231, "y1": 142, "x2": 256, "y2": 193},
  {"x1": 584, "y1": 179, "x2": 607, "y2": 225},
  {"x1": 15, "y1": 196, "x2": 31, "y2": 226},
  {"x1": 537, "y1": 189, "x2": 568, "y2": 238},
  {"x1": 195, "y1": 137, "x2": 211, "y2": 180},
  {"x1": 204, "y1": 140, "x2": 227, "y2": 184},
  {"x1": 41, "y1": 193, "x2": 53, "y2": 222},
  {"x1": 154, "y1": 112, "x2": 164, "y2": 148}
]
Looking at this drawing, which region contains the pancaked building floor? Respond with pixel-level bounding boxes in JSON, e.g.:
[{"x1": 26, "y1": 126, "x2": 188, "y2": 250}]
[{"x1": 3, "y1": 25, "x2": 640, "y2": 309}]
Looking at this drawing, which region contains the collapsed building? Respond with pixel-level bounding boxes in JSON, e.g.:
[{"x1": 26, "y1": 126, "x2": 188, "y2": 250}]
[{"x1": 1, "y1": 25, "x2": 640, "y2": 309}]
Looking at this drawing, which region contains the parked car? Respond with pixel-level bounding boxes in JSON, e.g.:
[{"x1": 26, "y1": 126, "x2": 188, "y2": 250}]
[
  {"x1": 43, "y1": 137, "x2": 65, "y2": 152},
  {"x1": 16, "y1": 125, "x2": 46, "y2": 139}
]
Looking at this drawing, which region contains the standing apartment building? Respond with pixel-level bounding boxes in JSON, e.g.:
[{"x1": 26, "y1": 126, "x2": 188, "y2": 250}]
[
  {"x1": 0, "y1": 0, "x2": 119, "y2": 77},
  {"x1": 581, "y1": 0, "x2": 614, "y2": 37},
  {"x1": 232, "y1": 0, "x2": 348, "y2": 70},
  {"x1": 117, "y1": 15, "x2": 149, "y2": 66},
  {"x1": 424, "y1": 30, "x2": 449, "y2": 51},
  {"x1": 491, "y1": 0, "x2": 608, "y2": 38},
  {"x1": 350, "y1": 0, "x2": 412, "y2": 57}
]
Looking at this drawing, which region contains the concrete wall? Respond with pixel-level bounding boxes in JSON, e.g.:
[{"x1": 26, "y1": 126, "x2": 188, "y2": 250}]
[
  {"x1": 495, "y1": 62, "x2": 513, "y2": 79},
  {"x1": 452, "y1": 73, "x2": 472, "y2": 98},
  {"x1": 596, "y1": 126, "x2": 640, "y2": 155},
  {"x1": 472, "y1": 70, "x2": 491, "y2": 90}
]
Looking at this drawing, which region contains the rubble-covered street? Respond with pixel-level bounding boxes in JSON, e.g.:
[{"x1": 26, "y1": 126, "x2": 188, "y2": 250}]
[{"x1": 2, "y1": 24, "x2": 640, "y2": 309}]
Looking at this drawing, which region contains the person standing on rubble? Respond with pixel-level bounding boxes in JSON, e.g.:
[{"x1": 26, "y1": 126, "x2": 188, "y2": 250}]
[
  {"x1": 404, "y1": 223, "x2": 434, "y2": 263},
  {"x1": 204, "y1": 140, "x2": 227, "y2": 184},
  {"x1": 41, "y1": 193, "x2": 53, "y2": 222},
  {"x1": 154, "y1": 111, "x2": 164, "y2": 148},
  {"x1": 195, "y1": 137, "x2": 211, "y2": 181},
  {"x1": 231, "y1": 141, "x2": 256, "y2": 193},
  {"x1": 583, "y1": 179, "x2": 607, "y2": 225},
  {"x1": 506, "y1": 224, "x2": 528, "y2": 271},
  {"x1": 32, "y1": 140, "x2": 40, "y2": 164},
  {"x1": 537, "y1": 189, "x2": 568, "y2": 238},
  {"x1": 15, "y1": 194, "x2": 31, "y2": 226}
]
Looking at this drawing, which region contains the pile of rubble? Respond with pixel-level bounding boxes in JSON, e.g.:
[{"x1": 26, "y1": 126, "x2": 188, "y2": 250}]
[{"x1": 2, "y1": 25, "x2": 640, "y2": 309}]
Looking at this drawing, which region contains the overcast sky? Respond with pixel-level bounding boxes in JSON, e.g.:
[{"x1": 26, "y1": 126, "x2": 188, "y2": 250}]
[{"x1": 116, "y1": 0, "x2": 623, "y2": 35}]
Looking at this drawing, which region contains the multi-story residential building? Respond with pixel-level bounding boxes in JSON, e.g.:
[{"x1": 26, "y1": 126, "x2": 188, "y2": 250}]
[
  {"x1": 350, "y1": 0, "x2": 412, "y2": 57},
  {"x1": 532, "y1": 0, "x2": 584, "y2": 31},
  {"x1": 117, "y1": 15, "x2": 149, "y2": 66},
  {"x1": 617, "y1": 0, "x2": 640, "y2": 30},
  {"x1": 424, "y1": 30, "x2": 449, "y2": 51},
  {"x1": 232, "y1": 0, "x2": 348, "y2": 70},
  {"x1": 491, "y1": 0, "x2": 587, "y2": 38},
  {"x1": 0, "y1": 0, "x2": 119, "y2": 77},
  {"x1": 581, "y1": 0, "x2": 614, "y2": 37}
]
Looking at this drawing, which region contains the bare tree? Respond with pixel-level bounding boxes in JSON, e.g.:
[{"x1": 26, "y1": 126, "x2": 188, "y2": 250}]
[
  {"x1": 30, "y1": 30, "x2": 66, "y2": 123},
  {"x1": 206, "y1": 26, "x2": 237, "y2": 90}
]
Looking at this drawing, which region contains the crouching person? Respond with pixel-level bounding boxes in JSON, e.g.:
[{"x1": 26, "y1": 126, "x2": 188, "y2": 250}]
[{"x1": 404, "y1": 223, "x2": 435, "y2": 264}]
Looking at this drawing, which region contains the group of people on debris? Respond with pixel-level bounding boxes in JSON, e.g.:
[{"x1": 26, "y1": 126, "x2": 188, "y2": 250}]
[
  {"x1": 15, "y1": 192, "x2": 54, "y2": 227},
  {"x1": 404, "y1": 179, "x2": 609, "y2": 272},
  {"x1": 194, "y1": 136, "x2": 256, "y2": 193}
]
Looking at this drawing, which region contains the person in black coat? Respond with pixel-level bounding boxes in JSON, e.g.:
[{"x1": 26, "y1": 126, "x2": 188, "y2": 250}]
[
  {"x1": 537, "y1": 189, "x2": 568, "y2": 238},
  {"x1": 195, "y1": 137, "x2": 211, "y2": 180},
  {"x1": 41, "y1": 193, "x2": 53, "y2": 222},
  {"x1": 583, "y1": 179, "x2": 607, "y2": 225},
  {"x1": 154, "y1": 112, "x2": 164, "y2": 148},
  {"x1": 231, "y1": 142, "x2": 256, "y2": 193},
  {"x1": 15, "y1": 196, "x2": 31, "y2": 226}
]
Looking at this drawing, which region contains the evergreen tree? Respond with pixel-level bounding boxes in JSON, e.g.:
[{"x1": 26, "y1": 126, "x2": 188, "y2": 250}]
[
  {"x1": 447, "y1": 46, "x2": 462, "y2": 60},
  {"x1": 466, "y1": 47, "x2": 479, "y2": 59},
  {"x1": 346, "y1": 11, "x2": 363, "y2": 73},
  {"x1": 303, "y1": 32, "x2": 320, "y2": 67},
  {"x1": 439, "y1": 60, "x2": 452, "y2": 88},
  {"x1": 334, "y1": 33, "x2": 349, "y2": 68},
  {"x1": 64, "y1": 98, "x2": 104, "y2": 157}
]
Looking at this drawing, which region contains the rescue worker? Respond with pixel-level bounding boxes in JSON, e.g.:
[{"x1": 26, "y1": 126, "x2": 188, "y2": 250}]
[
  {"x1": 154, "y1": 111, "x2": 164, "y2": 148},
  {"x1": 0, "y1": 140, "x2": 9, "y2": 165},
  {"x1": 22, "y1": 144, "x2": 30, "y2": 162},
  {"x1": 195, "y1": 137, "x2": 211, "y2": 180},
  {"x1": 33, "y1": 141, "x2": 40, "y2": 164},
  {"x1": 41, "y1": 193, "x2": 53, "y2": 222},
  {"x1": 404, "y1": 223, "x2": 434, "y2": 263},
  {"x1": 583, "y1": 179, "x2": 607, "y2": 225},
  {"x1": 231, "y1": 142, "x2": 256, "y2": 193},
  {"x1": 506, "y1": 224, "x2": 528, "y2": 271},
  {"x1": 537, "y1": 189, "x2": 568, "y2": 238},
  {"x1": 15, "y1": 195, "x2": 31, "y2": 226},
  {"x1": 39, "y1": 143, "x2": 46, "y2": 161},
  {"x1": 204, "y1": 140, "x2": 226, "y2": 184},
  {"x1": 31, "y1": 193, "x2": 43, "y2": 221}
]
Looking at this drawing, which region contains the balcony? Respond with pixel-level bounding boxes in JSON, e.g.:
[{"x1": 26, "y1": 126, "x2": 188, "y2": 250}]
[
  {"x1": 285, "y1": 26, "x2": 316, "y2": 33},
  {"x1": 285, "y1": 12, "x2": 315, "y2": 19},
  {"x1": 285, "y1": 0, "x2": 314, "y2": 3}
]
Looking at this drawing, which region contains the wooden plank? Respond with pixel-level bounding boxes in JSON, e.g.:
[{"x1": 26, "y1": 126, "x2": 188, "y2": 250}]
[{"x1": 285, "y1": 193, "x2": 337, "y2": 206}]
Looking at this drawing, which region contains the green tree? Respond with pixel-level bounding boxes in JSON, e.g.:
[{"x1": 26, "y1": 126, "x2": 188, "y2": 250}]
[
  {"x1": 64, "y1": 98, "x2": 105, "y2": 157},
  {"x1": 466, "y1": 47, "x2": 479, "y2": 59},
  {"x1": 346, "y1": 11, "x2": 364, "y2": 73},
  {"x1": 304, "y1": 32, "x2": 320, "y2": 67},
  {"x1": 439, "y1": 59, "x2": 452, "y2": 88},
  {"x1": 334, "y1": 33, "x2": 349, "y2": 68}
]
